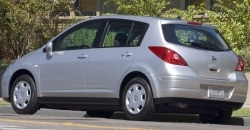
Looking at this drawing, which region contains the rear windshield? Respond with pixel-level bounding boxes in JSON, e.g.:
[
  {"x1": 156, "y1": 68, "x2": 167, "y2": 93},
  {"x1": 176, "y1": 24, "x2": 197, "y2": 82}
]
[{"x1": 162, "y1": 24, "x2": 231, "y2": 51}]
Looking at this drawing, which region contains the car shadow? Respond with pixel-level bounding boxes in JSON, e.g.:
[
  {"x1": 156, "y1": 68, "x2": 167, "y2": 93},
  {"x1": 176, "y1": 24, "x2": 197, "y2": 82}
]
[{"x1": 106, "y1": 112, "x2": 245, "y2": 126}]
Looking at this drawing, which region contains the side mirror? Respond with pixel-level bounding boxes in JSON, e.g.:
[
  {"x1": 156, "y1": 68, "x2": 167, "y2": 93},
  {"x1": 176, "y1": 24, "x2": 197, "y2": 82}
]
[{"x1": 46, "y1": 42, "x2": 53, "y2": 57}]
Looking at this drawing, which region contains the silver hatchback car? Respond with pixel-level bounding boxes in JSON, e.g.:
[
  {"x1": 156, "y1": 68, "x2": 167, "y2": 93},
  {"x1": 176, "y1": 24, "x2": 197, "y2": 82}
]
[{"x1": 1, "y1": 15, "x2": 248, "y2": 124}]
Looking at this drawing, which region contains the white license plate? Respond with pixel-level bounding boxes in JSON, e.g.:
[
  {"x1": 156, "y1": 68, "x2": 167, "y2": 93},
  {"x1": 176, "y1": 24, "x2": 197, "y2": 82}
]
[{"x1": 208, "y1": 86, "x2": 225, "y2": 99}]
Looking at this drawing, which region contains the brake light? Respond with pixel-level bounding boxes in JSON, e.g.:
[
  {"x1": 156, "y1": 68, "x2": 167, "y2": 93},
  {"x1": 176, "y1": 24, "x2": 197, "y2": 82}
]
[
  {"x1": 148, "y1": 46, "x2": 188, "y2": 66},
  {"x1": 236, "y1": 56, "x2": 244, "y2": 71},
  {"x1": 187, "y1": 21, "x2": 202, "y2": 26}
]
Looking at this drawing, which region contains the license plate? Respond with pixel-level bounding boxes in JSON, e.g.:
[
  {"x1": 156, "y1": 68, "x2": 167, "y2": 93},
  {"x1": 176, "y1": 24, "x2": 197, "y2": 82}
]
[{"x1": 208, "y1": 86, "x2": 225, "y2": 99}]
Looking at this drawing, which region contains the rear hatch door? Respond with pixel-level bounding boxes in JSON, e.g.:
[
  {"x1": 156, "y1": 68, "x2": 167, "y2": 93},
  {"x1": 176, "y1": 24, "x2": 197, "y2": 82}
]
[{"x1": 162, "y1": 23, "x2": 238, "y2": 80}]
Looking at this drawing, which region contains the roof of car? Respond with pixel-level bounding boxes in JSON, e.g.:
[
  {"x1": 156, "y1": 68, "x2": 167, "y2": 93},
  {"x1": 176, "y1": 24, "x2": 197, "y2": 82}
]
[
  {"x1": 88, "y1": 15, "x2": 185, "y2": 23},
  {"x1": 85, "y1": 15, "x2": 215, "y2": 28}
]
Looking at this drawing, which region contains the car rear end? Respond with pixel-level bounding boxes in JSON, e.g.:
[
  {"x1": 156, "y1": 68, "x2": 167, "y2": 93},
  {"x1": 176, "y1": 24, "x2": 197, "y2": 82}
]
[{"x1": 143, "y1": 19, "x2": 248, "y2": 123}]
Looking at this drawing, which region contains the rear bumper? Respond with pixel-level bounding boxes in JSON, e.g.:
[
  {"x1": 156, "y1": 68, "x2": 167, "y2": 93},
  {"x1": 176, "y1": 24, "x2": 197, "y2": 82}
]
[
  {"x1": 149, "y1": 66, "x2": 248, "y2": 106},
  {"x1": 154, "y1": 97, "x2": 244, "y2": 110},
  {"x1": 154, "y1": 85, "x2": 247, "y2": 104}
]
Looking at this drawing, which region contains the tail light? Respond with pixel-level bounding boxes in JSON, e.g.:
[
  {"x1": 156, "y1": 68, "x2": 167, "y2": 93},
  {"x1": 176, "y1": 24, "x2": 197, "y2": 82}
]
[
  {"x1": 148, "y1": 46, "x2": 188, "y2": 66},
  {"x1": 236, "y1": 55, "x2": 244, "y2": 71}
]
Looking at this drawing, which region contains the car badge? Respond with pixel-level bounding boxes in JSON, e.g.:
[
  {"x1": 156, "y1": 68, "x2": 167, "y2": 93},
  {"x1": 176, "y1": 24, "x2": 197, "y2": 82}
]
[{"x1": 212, "y1": 56, "x2": 217, "y2": 62}]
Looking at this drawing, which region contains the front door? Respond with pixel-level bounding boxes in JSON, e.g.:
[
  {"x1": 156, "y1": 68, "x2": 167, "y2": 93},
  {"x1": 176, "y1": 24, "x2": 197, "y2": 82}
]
[{"x1": 40, "y1": 20, "x2": 103, "y2": 97}]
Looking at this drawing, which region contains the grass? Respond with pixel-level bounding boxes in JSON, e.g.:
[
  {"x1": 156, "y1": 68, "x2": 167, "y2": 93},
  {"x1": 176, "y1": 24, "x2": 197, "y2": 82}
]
[
  {"x1": 0, "y1": 100, "x2": 10, "y2": 106},
  {"x1": 232, "y1": 108, "x2": 250, "y2": 117},
  {"x1": 244, "y1": 68, "x2": 250, "y2": 73}
]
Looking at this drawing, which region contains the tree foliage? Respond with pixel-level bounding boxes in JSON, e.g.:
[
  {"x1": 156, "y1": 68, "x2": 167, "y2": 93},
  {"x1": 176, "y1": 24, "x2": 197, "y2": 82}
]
[
  {"x1": 0, "y1": 0, "x2": 74, "y2": 61},
  {"x1": 1, "y1": 0, "x2": 249, "y2": 66},
  {"x1": 163, "y1": 4, "x2": 207, "y2": 21},
  {"x1": 207, "y1": 0, "x2": 250, "y2": 54},
  {"x1": 164, "y1": 0, "x2": 250, "y2": 55},
  {"x1": 105, "y1": 0, "x2": 170, "y2": 16}
]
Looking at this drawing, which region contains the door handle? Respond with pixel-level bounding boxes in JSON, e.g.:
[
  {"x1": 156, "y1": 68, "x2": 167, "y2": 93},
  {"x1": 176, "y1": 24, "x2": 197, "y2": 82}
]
[
  {"x1": 77, "y1": 54, "x2": 88, "y2": 59},
  {"x1": 209, "y1": 68, "x2": 219, "y2": 72},
  {"x1": 121, "y1": 52, "x2": 133, "y2": 57},
  {"x1": 209, "y1": 64, "x2": 220, "y2": 72}
]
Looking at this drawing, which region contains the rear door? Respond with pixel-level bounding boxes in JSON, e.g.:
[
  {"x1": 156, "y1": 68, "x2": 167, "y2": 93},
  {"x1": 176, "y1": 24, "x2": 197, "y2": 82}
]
[
  {"x1": 87, "y1": 20, "x2": 148, "y2": 98},
  {"x1": 162, "y1": 24, "x2": 238, "y2": 80}
]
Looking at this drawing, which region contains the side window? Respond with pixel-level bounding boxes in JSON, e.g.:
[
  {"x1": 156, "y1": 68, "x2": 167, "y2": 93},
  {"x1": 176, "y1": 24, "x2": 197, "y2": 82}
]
[
  {"x1": 128, "y1": 22, "x2": 148, "y2": 46},
  {"x1": 102, "y1": 21, "x2": 148, "y2": 47},
  {"x1": 103, "y1": 21, "x2": 132, "y2": 47},
  {"x1": 53, "y1": 22, "x2": 101, "y2": 51}
]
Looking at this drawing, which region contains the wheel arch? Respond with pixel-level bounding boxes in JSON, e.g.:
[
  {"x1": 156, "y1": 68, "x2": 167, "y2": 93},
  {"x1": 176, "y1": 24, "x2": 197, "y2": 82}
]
[
  {"x1": 9, "y1": 69, "x2": 36, "y2": 97},
  {"x1": 119, "y1": 71, "x2": 152, "y2": 102}
]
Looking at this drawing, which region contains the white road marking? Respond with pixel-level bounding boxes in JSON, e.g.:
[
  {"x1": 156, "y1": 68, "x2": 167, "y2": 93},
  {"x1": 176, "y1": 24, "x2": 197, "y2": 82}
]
[{"x1": 0, "y1": 125, "x2": 50, "y2": 130}]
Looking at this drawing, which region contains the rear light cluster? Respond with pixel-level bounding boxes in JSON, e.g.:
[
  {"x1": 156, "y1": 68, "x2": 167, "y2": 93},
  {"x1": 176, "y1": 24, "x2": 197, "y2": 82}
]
[
  {"x1": 148, "y1": 46, "x2": 188, "y2": 66},
  {"x1": 236, "y1": 55, "x2": 244, "y2": 71}
]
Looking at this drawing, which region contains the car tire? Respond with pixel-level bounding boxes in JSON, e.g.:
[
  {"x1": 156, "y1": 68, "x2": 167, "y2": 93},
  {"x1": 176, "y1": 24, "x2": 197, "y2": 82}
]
[
  {"x1": 122, "y1": 77, "x2": 155, "y2": 120},
  {"x1": 199, "y1": 109, "x2": 232, "y2": 124},
  {"x1": 10, "y1": 74, "x2": 39, "y2": 114},
  {"x1": 86, "y1": 110, "x2": 114, "y2": 118}
]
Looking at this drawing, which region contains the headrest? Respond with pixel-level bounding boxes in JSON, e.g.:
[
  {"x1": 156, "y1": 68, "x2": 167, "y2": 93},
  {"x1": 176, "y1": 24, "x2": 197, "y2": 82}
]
[{"x1": 115, "y1": 33, "x2": 128, "y2": 41}]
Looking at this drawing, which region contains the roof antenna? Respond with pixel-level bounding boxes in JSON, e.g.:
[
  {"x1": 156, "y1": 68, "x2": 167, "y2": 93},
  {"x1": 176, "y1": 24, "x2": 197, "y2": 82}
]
[
  {"x1": 177, "y1": 16, "x2": 182, "y2": 19},
  {"x1": 176, "y1": 10, "x2": 186, "y2": 20}
]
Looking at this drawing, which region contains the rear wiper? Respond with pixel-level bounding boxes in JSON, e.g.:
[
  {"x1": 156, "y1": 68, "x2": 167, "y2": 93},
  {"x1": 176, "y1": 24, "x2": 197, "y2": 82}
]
[{"x1": 185, "y1": 41, "x2": 219, "y2": 51}]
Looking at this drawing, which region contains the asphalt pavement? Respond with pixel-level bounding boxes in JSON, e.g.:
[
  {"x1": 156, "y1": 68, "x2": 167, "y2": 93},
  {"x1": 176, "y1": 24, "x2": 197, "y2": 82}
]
[{"x1": 0, "y1": 106, "x2": 250, "y2": 129}]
